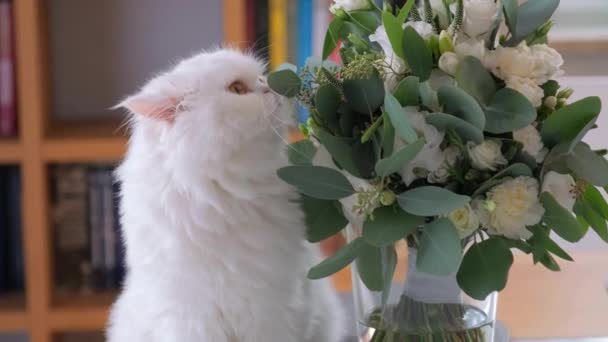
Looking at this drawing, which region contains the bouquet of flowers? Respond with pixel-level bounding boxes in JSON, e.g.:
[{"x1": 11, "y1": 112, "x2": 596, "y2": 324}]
[{"x1": 268, "y1": 0, "x2": 608, "y2": 340}]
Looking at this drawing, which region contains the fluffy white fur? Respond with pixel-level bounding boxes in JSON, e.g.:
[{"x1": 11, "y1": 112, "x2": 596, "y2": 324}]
[{"x1": 106, "y1": 49, "x2": 344, "y2": 342}]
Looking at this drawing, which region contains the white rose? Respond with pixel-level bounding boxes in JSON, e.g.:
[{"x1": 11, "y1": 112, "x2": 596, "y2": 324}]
[
  {"x1": 438, "y1": 39, "x2": 490, "y2": 76},
  {"x1": 541, "y1": 171, "x2": 577, "y2": 211},
  {"x1": 404, "y1": 21, "x2": 435, "y2": 40},
  {"x1": 505, "y1": 76, "x2": 545, "y2": 108},
  {"x1": 428, "y1": 145, "x2": 462, "y2": 184},
  {"x1": 330, "y1": 0, "x2": 370, "y2": 13},
  {"x1": 447, "y1": 204, "x2": 480, "y2": 238},
  {"x1": 467, "y1": 140, "x2": 508, "y2": 171},
  {"x1": 430, "y1": 0, "x2": 450, "y2": 28},
  {"x1": 476, "y1": 176, "x2": 545, "y2": 240},
  {"x1": 369, "y1": 25, "x2": 406, "y2": 90},
  {"x1": 460, "y1": 0, "x2": 501, "y2": 41},
  {"x1": 438, "y1": 52, "x2": 459, "y2": 75},
  {"x1": 490, "y1": 42, "x2": 564, "y2": 85},
  {"x1": 399, "y1": 107, "x2": 446, "y2": 185},
  {"x1": 513, "y1": 125, "x2": 548, "y2": 163}
]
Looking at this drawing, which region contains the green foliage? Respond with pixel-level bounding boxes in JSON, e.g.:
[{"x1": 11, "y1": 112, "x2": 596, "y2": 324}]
[
  {"x1": 398, "y1": 186, "x2": 471, "y2": 216},
  {"x1": 315, "y1": 84, "x2": 342, "y2": 133},
  {"x1": 473, "y1": 163, "x2": 532, "y2": 197},
  {"x1": 402, "y1": 27, "x2": 433, "y2": 81},
  {"x1": 541, "y1": 96, "x2": 602, "y2": 149},
  {"x1": 384, "y1": 93, "x2": 418, "y2": 144},
  {"x1": 362, "y1": 205, "x2": 424, "y2": 247},
  {"x1": 457, "y1": 238, "x2": 514, "y2": 300},
  {"x1": 502, "y1": 0, "x2": 518, "y2": 36},
  {"x1": 348, "y1": 10, "x2": 382, "y2": 33},
  {"x1": 381, "y1": 246, "x2": 397, "y2": 305},
  {"x1": 323, "y1": 18, "x2": 345, "y2": 60},
  {"x1": 456, "y1": 56, "x2": 497, "y2": 105},
  {"x1": 267, "y1": 69, "x2": 302, "y2": 98},
  {"x1": 417, "y1": 219, "x2": 463, "y2": 276},
  {"x1": 382, "y1": 112, "x2": 395, "y2": 156},
  {"x1": 287, "y1": 140, "x2": 317, "y2": 165},
  {"x1": 356, "y1": 243, "x2": 385, "y2": 291},
  {"x1": 308, "y1": 238, "x2": 366, "y2": 279},
  {"x1": 540, "y1": 192, "x2": 584, "y2": 243},
  {"x1": 437, "y1": 86, "x2": 485, "y2": 130},
  {"x1": 574, "y1": 197, "x2": 608, "y2": 243},
  {"x1": 375, "y1": 139, "x2": 425, "y2": 177},
  {"x1": 382, "y1": 12, "x2": 405, "y2": 59},
  {"x1": 277, "y1": 165, "x2": 355, "y2": 200},
  {"x1": 528, "y1": 225, "x2": 573, "y2": 262},
  {"x1": 301, "y1": 196, "x2": 348, "y2": 243},
  {"x1": 566, "y1": 142, "x2": 608, "y2": 187},
  {"x1": 426, "y1": 113, "x2": 484, "y2": 144},
  {"x1": 505, "y1": 0, "x2": 560, "y2": 46},
  {"x1": 343, "y1": 73, "x2": 386, "y2": 114},
  {"x1": 316, "y1": 129, "x2": 362, "y2": 177},
  {"x1": 393, "y1": 76, "x2": 420, "y2": 107},
  {"x1": 484, "y1": 88, "x2": 537, "y2": 134}
]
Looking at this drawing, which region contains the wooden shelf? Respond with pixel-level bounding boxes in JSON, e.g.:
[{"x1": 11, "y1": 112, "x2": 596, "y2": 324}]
[
  {"x1": 48, "y1": 292, "x2": 115, "y2": 331},
  {"x1": 0, "y1": 140, "x2": 23, "y2": 163},
  {"x1": 0, "y1": 293, "x2": 27, "y2": 332}
]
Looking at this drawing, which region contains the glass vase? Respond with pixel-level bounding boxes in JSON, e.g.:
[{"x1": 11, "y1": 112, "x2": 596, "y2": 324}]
[{"x1": 346, "y1": 224, "x2": 498, "y2": 342}]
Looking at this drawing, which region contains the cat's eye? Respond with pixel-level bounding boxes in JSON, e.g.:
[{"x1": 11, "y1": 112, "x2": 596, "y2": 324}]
[{"x1": 228, "y1": 80, "x2": 251, "y2": 95}]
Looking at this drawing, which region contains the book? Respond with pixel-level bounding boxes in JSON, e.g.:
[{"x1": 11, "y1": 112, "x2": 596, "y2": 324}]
[
  {"x1": 112, "y1": 180, "x2": 125, "y2": 288},
  {"x1": 5, "y1": 166, "x2": 23, "y2": 289},
  {"x1": 269, "y1": 0, "x2": 288, "y2": 69},
  {"x1": 0, "y1": 167, "x2": 8, "y2": 292},
  {"x1": 88, "y1": 167, "x2": 106, "y2": 290},
  {"x1": 101, "y1": 169, "x2": 117, "y2": 289},
  {"x1": 255, "y1": 0, "x2": 270, "y2": 63},
  {"x1": 0, "y1": 0, "x2": 17, "y2": 137}
]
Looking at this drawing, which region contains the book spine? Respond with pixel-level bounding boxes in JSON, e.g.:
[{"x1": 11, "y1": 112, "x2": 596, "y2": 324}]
[
  {"x1": 88, "y1": 168, "x2": 105, "y2": 290},
  {"x1": 112, "y1": 179, "x2": 125, "y2": 288},
  {"x1": 255, "y1": 0, "x2": 270, "y2": 62},
  {"x1": 0, "y1": 0, "x2": 16, "y2": 137},
  {"x1": 245, "y1": 0, "x2": 257, "y2": 48},
  {"x1": 0, "y1": 168, "x2": 7, "y2": 293},
  {"x1": 296, "y1": 0, "x2": 314, "y2": 123},
  {"x1": 269, "y1": 0, "x2": 288, "y2": 69},
  {"x1": 6, "y1": 166, "x2": 23, "y2": 290}
]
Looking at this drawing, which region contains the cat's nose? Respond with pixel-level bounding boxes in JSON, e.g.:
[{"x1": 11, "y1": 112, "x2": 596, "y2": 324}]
[{"x1": 258, "y1": 77, "x2": 271, "y2": 93}]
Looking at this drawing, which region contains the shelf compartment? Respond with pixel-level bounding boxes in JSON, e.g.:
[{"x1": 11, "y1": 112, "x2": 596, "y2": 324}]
[
  {"x1": 0, "y1": 293, "x2": 27, "y2": 332},
  {"x1": 49, "y1": 291, "x2": 116, "y2": 331},
  {"x1": 0, "y1": 140, "x2": 23, "y2": 163}
]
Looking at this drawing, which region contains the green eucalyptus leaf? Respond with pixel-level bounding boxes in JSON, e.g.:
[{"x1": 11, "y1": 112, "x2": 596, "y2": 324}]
[
  {"x1": 529, "y1": 225, "x2": 573, "y2": 262},
  {"x1": 382, "y1": 12, "x2": 405, "y2": 59},
  {"x1": 381, "y1": 246, "x2": 398, "y2": 306},
  {"x1": 426, "y1": 113, "x2": 484, "y2": 144},
  {"x1": 382, "y1": 112, "x2": 395, "y2": 157},
  {"x1": 288, "y1": 140, "x2": 317, "y2": 165},
  {"x1": 343, "y1": 74, "x2": 386, "y2": 114},
  {"x1": 356, "y1": 243, "x2": 384, "y2": 291},
  {"x1": 385, "y1": 93, "x2": 418, "y2": 144},
  {"x1": 540, "y1": 192, "x2": 584, "y2": 243},
  {"x1": 308, "y1": 238, "x2": 366, "y2": 279},
  {"x1": 398, "y1": 186, "x2": 471, "y2": 216},
  {"x1": 472, "y1": 163, "x2": 533, "y2": 197},
  {"x1": 542, "y1": 80, "x2": 560, "y2": 97},
  {"x1": 315, "y1": 84, "x2": 342, "y2": 131},
  {"x1": 375, "y1": 139, "x2": 425, "y2": 177},
  {"x1": 417, "y1": 219, "x2": 463, "y2": 276},
  {"x1": 323, "y1": 18, "x2": 344, "y2": 59},
  {"x1": 541, "y1": 97, "x2": 602, "y2": 149},
  {"x1": 316, "y1": 129, "x2": 361, "y2": 177},
  {"x1": 402, "y1": 27, "x2": 433, "y2": 81},
  {"x1": 484, "y1": 88, "x2": 537, "y2": 134},
  {"x1": 352, "y1": 140, "x2": 378, "y2": 179},
  {"x1": 566, "y1": 142, "x2": 608, "y2": 187},
  {"x1": 349, "y1": 10, "x2": 381, "y2": 33},
  {"x1": 456, "y1": 56, "x2": 497, "y2": 105},
  {"x1": 502, "y1": 0, "x2": 519, "y2": 36},
  {"x1": 301, "y1": 196, "x2": 348, "y2": 243},
  {"x1": 277, "y1": 166, "x2": 354, "y2": 200},
  {"x1": 574, "y1": 198, "x2": 608, "y2": 243},
  {"x1": 393, "y1": 76, "x2": 420, "y2": 107},
  {"x1": 276, "y1": 63, "x2": 298, "y2": 72},
  {"x1": 506, "y1": 0, "x2": 560, "y2": 46},
  {"x1": 457, "y1": 238, "x2": 514, "y2": 300},
  {"x1": 437, "y1": 85, "x2": 486, "y2": 130},
  {"x1": 363, "y1": 206, "x2": 424, "y2": 247},
  {"x1": 267, "y1": 69, "x2": 302, "y2": 98}
]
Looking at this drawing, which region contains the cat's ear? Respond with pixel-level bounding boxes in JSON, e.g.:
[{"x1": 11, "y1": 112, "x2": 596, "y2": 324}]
[{"x1": 116, "y1": 93, "x2": 180, "y2": 122}]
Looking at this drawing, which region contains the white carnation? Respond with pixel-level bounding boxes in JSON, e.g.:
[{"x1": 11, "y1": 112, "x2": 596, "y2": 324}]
[
  {"x1": 399, "y1": 107, "x2": 445, "y2": 185},
  {"x1": 513, "y1": 125, "x2": 548, "y2": 163},
  {"x1": 428, "y1": 145, "x2": 461, "y2": 184},
  {"x1": 438, "y1": 52, "x2": 459, "y2": 75},
  {"x1": 438, "y1": 39, "x2": 490, "y2": 76},
  {"x1": 476, "y1": 176, "x2": 545, "y2": 240},
  {"x1": 460, "y1": 0, "x2": 501, "y2": 41},
  {"x1": 330, "y1": 0, "x2": 370, "y2": 13},
  {"x1": 542, "y1": 171, "x2": 577, "y2": 211},
  {"x1": 467, "y1": 140, "x2": 508, "y2": 171},
  {"x1": 404, "y1": 21, "x2": 435, "y2": 40},
  {"x1": 490, "y1": 42, "x2": 564, "y2": 85},
  {"x1": 447, "y1": 204, "x2": 480, "y2": 238},
  {"x1": 505, "y1": 76, "x2": 545, "y2": 108},
  {"x1": 369, "y1": 25, "x2": 406, "y2": 90}
]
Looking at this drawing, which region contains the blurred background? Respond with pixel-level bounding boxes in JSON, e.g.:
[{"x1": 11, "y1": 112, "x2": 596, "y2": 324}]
[{"x1": 0, "y1": 0, "x2": 606, "y2": 341}]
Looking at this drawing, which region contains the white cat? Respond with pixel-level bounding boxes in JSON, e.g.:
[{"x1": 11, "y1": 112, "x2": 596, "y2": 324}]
[{"x1": 106, "y1": 49, "x2": 344, "y2": 342}]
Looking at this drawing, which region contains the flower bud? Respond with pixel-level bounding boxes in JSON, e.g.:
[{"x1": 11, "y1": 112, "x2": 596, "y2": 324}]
[
  {"x1": 544, "y1": 96, "x2": 557, "y2": 110},
  {"x1": 379, "y1": 191, "x2": 396, "y2": 206},
  {"x1": 557, "y1": 87, "x2": 574, "y2": 99},
  {"x1": 482, "y1": 199, "x2": 496, "y2": 212},
  {"x1": 438, "y1": 30, "x2": 455, "y2": 54}
]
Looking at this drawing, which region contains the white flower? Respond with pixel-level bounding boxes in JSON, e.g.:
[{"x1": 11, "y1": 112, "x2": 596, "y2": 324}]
[
  {"x1": 404, "y1": 21, "x2": 435, "y2": 40},
  {"x1": 369, "y1": 25, "x2": 406, "y2": 90},
  {"x1": 447, "y1": 204, "x2": 480, "y2": 238},
  {"x1": 438, "y1": 39, "x2": 490, "y2": 76},
  {"x1": 428, "y1": 145, "x2": 461, "y2": 183},
  {"x1": 330, "y1": 0, "x2": 370, "y2": 13},
  {"x1": 460, "y1": 0, "x2": 501, "y2": 41},
  {"x1": 490, "y1": 42, "x2": 564, "y2": 85},
  {"x1": 399, "y1": 107, "x2": 445, "y2": 185},
  {"x1": 513, "y1": 125, "x2": 548, "y2": 163},
  {"x1": 505, "y1": 76, "x2": 545, "y2": 108},
  {"x1": 544, "y1": 96, "x2": 558, "y2": 110},
  {"x1": 542, "y1": 171, "x2": 577, "y2": 211},
  {"x1": 467, "y1": 140, "x2": 508, "y2": 171},
  {"x1": 476, "y1": 176, "x2": 545, "y2": 240},
  {"x1": 430, "y1": 0, "x2": 450, "y2": 28},
  {"x1": 438, "y1": 52, "x2": 459, "y2": 75}
]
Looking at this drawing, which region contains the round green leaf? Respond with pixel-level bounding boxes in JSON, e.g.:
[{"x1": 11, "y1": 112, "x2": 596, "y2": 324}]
[
  {"x1": 308, "y1": 238, "x2": 366, "y2": 279},
  {"x1": 277, "y1": 166, "x2": 355, "y2": 200},
  {"x1": 425, "y1": 113, "x2": 484, "y2": 144},
  {"x1": 402, "y1": 26, "x2": 433, "y2": 81},
  {"x1": 506, "y1": 0, "x2": 560, "y2": 46},
  {"x1": 484, "y1": 88, "x2": 537, "y2": 134},
  {"x1": 375, "y1": 139, "x2": 425, "y2": 177},
  {"x1": 301, "y1": 196, "x2": 348, "y2": 243},
  {"x1": 267, "y1": 69, "x2": 302, "y2": 98},
  {"x1": 343, "y1": 74, "x2": 385, "y2": 114},
  {"x1": 541, "y1": 96, "x2": 602, "y2": 148},
  {"x1": 566, "y1": 142, "x2": 608, "y2": 187},
  {"x1": 362, "y1": 206, "x2": 424, "y2": 247},
  {"x1": 457, "y1": 238, "x2": 514, "y2": 300},
  {"x1": 456, "y1": 56, "x2": 497, "y2": 105},
  {"x1": 393, "y1": 76, "x2": 420, "y2": 107},
  {"x1": 287, "y1": 140, "x2": 317, "y2": 165},
  {"x1": 323, "y1": 18, "x2": 345, "y2": 60},
  {"x1": 384, "y1": 93, "x2": 418, "y2": 144},
  {"x1": 417, "y1": 219, "x2": 463, "y2": 276},
  {"x1": 502, "y1": 0, "x2": 519, "y2": 36},
  {"x1": 437, "y1": 85, "x2": 486, "y2": 130},
  {"x1": 382, "y1": 112, "x2": 395, "y2": 156},
  {"x1": 348, "y1": 10, "x2": 381, "y2": 33},
  {"x1": 356, "y1": 243, "x2": 384, "y2": 291},
  {"x1": 315, "y1": 84, "x2": 342, "y2": 131},
  {"x1": 398, "y1": 186, "x2": 471, "y2": 216},
  {"x1": 540, "y1": 192, "x2": 584, "y2": 243},
  {"x1": 316, "y1": 129, "x2": 361, "y2": 177}
]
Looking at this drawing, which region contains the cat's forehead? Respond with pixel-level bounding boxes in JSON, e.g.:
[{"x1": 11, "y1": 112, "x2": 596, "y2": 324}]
[{"x1": 175, "y1": 50, "x2": 265, "y2": 81}]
